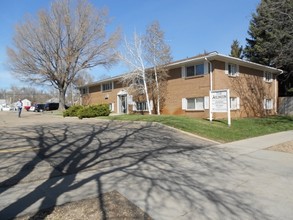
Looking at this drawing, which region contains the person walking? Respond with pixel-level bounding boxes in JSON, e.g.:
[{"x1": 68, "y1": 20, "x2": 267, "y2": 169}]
[{"x1": 16, "y1": 99, "x2": 23, "y2": 118}]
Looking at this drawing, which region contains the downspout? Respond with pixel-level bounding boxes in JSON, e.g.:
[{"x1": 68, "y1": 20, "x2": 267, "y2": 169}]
[
  {"x1": 205, "y1": 57, "x2": 213, "y2": 121},
  {"x1": 275, "y1": 70, "x2": 283, "y2": 114}
]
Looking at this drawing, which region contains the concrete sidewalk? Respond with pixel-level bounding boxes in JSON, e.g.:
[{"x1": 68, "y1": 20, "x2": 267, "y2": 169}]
[
  {"x1": 217, "y1": 130, "x2": 293, "y2": 156},
  {"x1": 0, "y1": 117, "x2": 292, "y2": 220}
]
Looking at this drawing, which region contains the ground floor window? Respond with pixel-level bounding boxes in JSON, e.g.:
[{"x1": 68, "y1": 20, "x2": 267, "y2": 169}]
[
  {"x1": 109, "y1": 103, "x2": 114, "y2": 112},
  {"x1": 264, "y1": 99, "x2": 273, "y2": 110},
  {"x1": 136, "y1": 102, "x2": 148, "y2": 111},
  {"x1": 186, "y1": 97, "x2": 204, "y2": 110},
  {"x1": 230, "y1": 97, "x2": 240, "y2": 110}
]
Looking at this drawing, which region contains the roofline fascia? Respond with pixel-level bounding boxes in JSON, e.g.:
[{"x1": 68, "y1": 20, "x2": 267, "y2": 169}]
[
  {"x1": 166, "y1": 52, "x2": 282, "y2": 74},
  {"x1": 79, "y1": 52, "x2": 283, "y2": 89},
  {"x1": 212, "y1": 53, "x2": 282, "y2": 74},
  {"x1": 77, "y1": 74, "x2": 126, "y2": 89},
  {"x1": 166, "y1": 52, "x2": 218, "y2": 68}
]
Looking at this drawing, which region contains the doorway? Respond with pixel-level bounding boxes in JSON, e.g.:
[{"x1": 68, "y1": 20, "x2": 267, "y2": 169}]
[{"x1": 119, "y1": 95, "x2": 127, "y2": 114}]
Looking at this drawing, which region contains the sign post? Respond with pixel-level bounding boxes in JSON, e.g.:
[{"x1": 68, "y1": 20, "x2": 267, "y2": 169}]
[{"x1": 210, "y1": 89, "x2": 231, "y2": 127}]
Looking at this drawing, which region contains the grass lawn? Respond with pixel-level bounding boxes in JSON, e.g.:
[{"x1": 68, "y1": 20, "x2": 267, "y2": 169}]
[{"x1": 106, "y1": 115, "x2": 293, "y2": 143}]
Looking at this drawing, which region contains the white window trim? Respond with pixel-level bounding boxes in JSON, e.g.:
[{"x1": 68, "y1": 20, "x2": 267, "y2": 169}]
[
  {"x1": 101, "y1": 81, "x2": 114, "y2": 91},
  {"x1": 264, "y1": 99, "x2": 273, "y2": 110},
  {"x1": 230, "y1": 97, "x2": 240, "y2": 110},
  {"x1": 204, "y1": 96, "x2": 209, "y2": 109},
  {"x1": 182, "y1": 97, "x2": 205, "y2": 111},
  {"x1": 225, "y1": 62, "x2": 239, "y2": 77},
  {"x1": 182, "y1": 98, "x2": 187, "y2": 110},
  {"x1": 133, "y1": 100, "x2": 153, "y2": 111},
  {"x1": 263, "y1": 72, "x2": 273, "y2": 83},
  {"x1": 181, "y1": 61, "x2": 208, "y2": 78},
  {"x1": 109, "y1": 103, "x2": 115, "y2": 112}
]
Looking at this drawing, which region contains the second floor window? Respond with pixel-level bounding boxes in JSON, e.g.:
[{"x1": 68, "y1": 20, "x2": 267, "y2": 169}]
[
  {"x1": 102, "y1": 82, "x2": 113, "y2": 91},
  {"x1": 185, "y1": 64, "x2": 205, "y2": 77},
  {"x1": 228, "y1": 63, "x2": 237, "y2": 76},
  {"x1": 81, "y1": 87, "x2": 89, "y2": 95},
  {"x1": 264, "y1": 72, "x2": 273, "y2": 82}
]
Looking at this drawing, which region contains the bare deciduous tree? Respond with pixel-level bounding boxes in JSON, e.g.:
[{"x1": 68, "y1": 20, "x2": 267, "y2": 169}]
[
  {"x1": 119, "y1": 32, "x2": 152, "y2": 115},
  {"x1": 119, "y1": 22, "x2": 172, "y2": 115},
  {"x1": 144, "y1": 21, "x2": 172, "y2": 114},
  {"x1": 7, "y1": 0, "x2": 120, "y2": 110}
]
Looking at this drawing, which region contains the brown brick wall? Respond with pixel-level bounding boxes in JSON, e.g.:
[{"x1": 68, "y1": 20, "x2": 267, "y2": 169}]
[
  {"x1": 161, "y1": 60, "x2": 278, "y2": 118},
  {"x1": 212, "y1": 61, "x2": 277, "y2": 117},
  {"x1": 82, "y1": 59, "x2": 278, "y2": 118},
  {"x1": 82, "y1": 82, "x2": 128, "y2": 114},
  {"x1": 162, "y1": 67, "x2": 210, "y2": 118}
]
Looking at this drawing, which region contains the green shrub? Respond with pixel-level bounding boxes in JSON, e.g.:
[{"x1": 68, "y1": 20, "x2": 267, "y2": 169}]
[
  {"x1": 77, "y1": 104, "x2": 111, "y2": 119},
  {"x1": 63, "y1": 105, "x2": 84, "y2": 117}
]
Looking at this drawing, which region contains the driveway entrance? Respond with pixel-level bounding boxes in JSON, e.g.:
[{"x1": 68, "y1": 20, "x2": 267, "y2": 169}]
[{"x1": 0, "y1": 111, "x2": 293, "y2": 220}]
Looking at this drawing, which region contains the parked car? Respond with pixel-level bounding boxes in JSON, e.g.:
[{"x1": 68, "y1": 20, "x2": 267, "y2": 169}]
[
  {"x1": 44, "y1": 103, "x2": 59, "y2": 111},
  {"x1": 34, "y1": 104, "x2": 45, "y2": 112},
  {"x1": 44, "y1": 103, "x2": 69, "y2": 111},
  {"x1": 24, "y1": 106, "x2": 31, "y2": 111},
  {"x1": 29, "y1": 106, "x2": 35, "y2": 111},
  {"x1": 1, "y1": 105, "x2": 11, "y2": 111}
]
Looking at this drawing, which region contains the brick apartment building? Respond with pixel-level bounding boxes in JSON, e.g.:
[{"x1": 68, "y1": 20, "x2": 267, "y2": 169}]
[{"x1": 79, "y1": 52, "x2": 282, "y2": 119}]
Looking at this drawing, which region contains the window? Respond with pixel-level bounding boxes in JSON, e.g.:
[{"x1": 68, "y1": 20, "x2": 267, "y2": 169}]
[
  {"x1": 135, "y1": 78, "x2": 144, "y2": 85},
  {"x1": 230, "y1": 97, "x2": 240, "y2": 110},
  {"x1": 196, "y1": 64, "x2": 204, "y2": 75},
  {"x1": 81, "y1": 87, "x2": 89, "y2": 95},
  {"x1": 186, "y1": 66, "x2": 195, "y2": 77},
  {"x1": 109, "y1": 103, "x2": 114, "y2": 112},
  {"x1": 264, "y1": 72, "x2": 273, "y2": 82},
  {"x1": 102, "y1": 82, "x2": 113, "y2": 91},
  {"x1": 187, "y1": 98, "x2": 195, "y2": 109},
  {"x1": 185, "y1": 63, "x2": 205, "y2": 77},
  {"x1": 264, "y1": 99, "x2": 273, "y2": 110},
  {"x1": 228, "y1": 63, "x2": 237, "y2": 76},
  {"x1": 225, "y1": 63, "x2": 239, "y2": 76},
  {"x1": 136, "y1": 102, "x2": 148, "y2": 111},
  {"x1": 186, "y1": 97, "x2": 204, "y2": 110}
]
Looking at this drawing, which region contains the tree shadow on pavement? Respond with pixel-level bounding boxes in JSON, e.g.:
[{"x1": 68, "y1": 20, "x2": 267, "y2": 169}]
[{"x1": 0, "y1": 120, "x2": 272, "y2": 220}]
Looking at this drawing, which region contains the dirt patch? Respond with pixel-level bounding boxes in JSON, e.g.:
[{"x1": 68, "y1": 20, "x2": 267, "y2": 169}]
[
  {"x1": 15, "y1": 191, "x2": 152, "y2": 220},
  {"x1": 267, "y1": 141, "x2": 293, "y2": 154}
]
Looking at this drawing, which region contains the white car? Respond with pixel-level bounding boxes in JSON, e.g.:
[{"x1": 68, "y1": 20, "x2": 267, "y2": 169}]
[
  {"x1": 2, "y1": 106, "x2": 11, "y2": 111},
  {"x1": 29, "y1": 106, "x2": 35, "y2": 111}
]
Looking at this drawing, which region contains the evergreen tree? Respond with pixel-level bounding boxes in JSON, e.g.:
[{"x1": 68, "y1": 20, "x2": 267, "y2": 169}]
[
  {"x1": 244, "y1": 0, "x2": 293, "y2": 96},
  {"x1": 230, "y1": 40, "x2": 243, "y2": 58}
]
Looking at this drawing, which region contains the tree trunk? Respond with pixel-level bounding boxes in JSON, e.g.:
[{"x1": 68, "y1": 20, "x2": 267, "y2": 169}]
[
  {"x1": 58, "y1": 87, "x2": 66, "y2": 111},
  {"x1": 154, "y1": 66, "x2": 160, "y2": 115},
  {"x1": 142, "y1": 71, "x2": 152, "y2": 115}
]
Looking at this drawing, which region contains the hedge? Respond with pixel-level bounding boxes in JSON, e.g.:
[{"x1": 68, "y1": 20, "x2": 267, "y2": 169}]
[{"x1": 63, "y1": 104, "x2": 110, "y2": 119}]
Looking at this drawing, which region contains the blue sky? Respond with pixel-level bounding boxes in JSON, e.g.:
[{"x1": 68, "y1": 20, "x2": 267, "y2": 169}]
[{"x1": 0, "y1": 0, "x2": 260, "y2": 90}]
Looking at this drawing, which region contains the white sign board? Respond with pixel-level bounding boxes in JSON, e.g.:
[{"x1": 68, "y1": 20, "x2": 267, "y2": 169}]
[
  {"x1": 211, "y1": 90, "x2": 228, "y2": 113},
  {"x1": 209, "y1": 89, "x2": 231, "y2": 126}
]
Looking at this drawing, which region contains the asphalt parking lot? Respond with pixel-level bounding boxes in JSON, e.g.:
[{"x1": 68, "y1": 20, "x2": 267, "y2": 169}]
[{"x1": 0, "y1": 110, "x2": 293, "y2": 220}]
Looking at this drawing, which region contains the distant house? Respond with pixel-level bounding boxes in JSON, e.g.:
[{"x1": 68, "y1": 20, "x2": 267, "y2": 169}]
[
  {"x1": 21, "y1": 99, "x2": 31, "y2": 110},
  {"x1": 79, "y1": 52, "x2": 282, "y2": 119}
]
